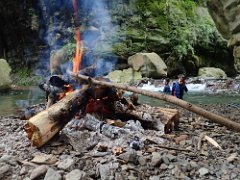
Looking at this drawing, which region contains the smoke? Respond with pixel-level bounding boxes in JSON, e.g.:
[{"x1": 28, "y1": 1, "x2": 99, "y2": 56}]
[{"x1": 34, "y1": 0, "x2": 118, "y2": 77}]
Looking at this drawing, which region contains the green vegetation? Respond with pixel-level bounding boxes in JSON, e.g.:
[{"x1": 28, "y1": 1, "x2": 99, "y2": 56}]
[
  {"x1": 114, "y1": 0, "x2": 226, "y2": 61},
  {"x1": 11, "y1": 67, "x2": 43, "y2": 86}
]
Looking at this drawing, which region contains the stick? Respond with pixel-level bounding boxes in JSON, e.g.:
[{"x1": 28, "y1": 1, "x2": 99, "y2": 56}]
[{"x1": 72, "y1": 73, "x2": 240, "y2": 132}]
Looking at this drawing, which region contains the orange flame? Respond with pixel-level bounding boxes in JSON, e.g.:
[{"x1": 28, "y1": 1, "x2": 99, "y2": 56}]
[{"x1": 73, "y1": 31, "x2": 83, "y2": 73}]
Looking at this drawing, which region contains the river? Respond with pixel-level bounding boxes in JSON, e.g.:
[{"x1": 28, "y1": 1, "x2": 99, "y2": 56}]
[{"x1": 0, "y1": 83, "x2": 239, "y2": 116}]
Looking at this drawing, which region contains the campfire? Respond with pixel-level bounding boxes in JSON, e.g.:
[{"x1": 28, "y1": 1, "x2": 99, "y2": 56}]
[
  {"x1": 22, "y1": 0, "x2": 239, "y2": 149},
  {"x1": 24, "y1": 72, "x2": 180, "y2": 147}
]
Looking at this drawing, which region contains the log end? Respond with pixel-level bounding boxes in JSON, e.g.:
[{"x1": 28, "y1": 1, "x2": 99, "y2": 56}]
[{"x1": 25, "y1": 122, "x2": 43, "y2": 148}]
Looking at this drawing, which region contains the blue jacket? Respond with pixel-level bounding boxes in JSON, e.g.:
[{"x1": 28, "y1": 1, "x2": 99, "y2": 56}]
[
  {"x1": 163, "y1": 85, "x2": 171, "y2": 94},
  {"x1": 171, "y1": 81, "x2": 188, "y2": 99}
]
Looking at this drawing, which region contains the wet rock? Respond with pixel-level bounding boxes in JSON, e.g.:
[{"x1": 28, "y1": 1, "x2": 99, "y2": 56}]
[
  {"x1": 150, "y1": 152, "x2": 161, "y2": 167},
  {"x1": 30, "y1": 165, "x2": 48, "y2": 180},
  {"x1": 44, "y1": 168, "x2": 62, "y2": 180},
  {"x1": 65, "y1": 169, "x2": 86, "y2": 180}
]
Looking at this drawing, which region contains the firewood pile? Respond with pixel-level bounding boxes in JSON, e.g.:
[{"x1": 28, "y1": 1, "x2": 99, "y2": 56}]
[{"x1": 22, "y1": 75, "x2": 180, "y2": 148}]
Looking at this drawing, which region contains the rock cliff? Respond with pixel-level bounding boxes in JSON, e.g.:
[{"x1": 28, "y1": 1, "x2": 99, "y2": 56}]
[{"x1": 207, "y1": 0, "x2": 240, "y2": 73}]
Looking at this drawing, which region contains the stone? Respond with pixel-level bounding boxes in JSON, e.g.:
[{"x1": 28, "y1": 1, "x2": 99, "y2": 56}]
[
  {"x1": 44, "y1": 168, "x2": 62, "y2": 180},
  {"x1": 161, "y1": 155, "x2": 170, "y2": 165},
  {"x1": 190, "y1": 161, "x2": 198, "y2": 169},
  {"x1": 233, "y1": 46, "x2": 240, "y2": 73},
  {"x1": 128, "y1": 52, "x2": 167, "y2": 78},
  {"x1": 65, "y1": 169, "x2": 86, "y2": 180},
  {"x1": 150, "y1": 152, "x2": 161, "y2": 167},
  {"x1": 138, "y1": 156, "x2": 147, "y2": 166},
  {"x1": 165, "y1": 154, "x2": 176, "y2": 162},
  {"x1": 0, "y1": 164, "x2": 10, "y2": 175},
  {"x1": 160, "y1": 163, "x2": 168, "y2": 170},
  {"x1": 99, "y1": 162, "x2": 119, "y2": 180},
  {"x1": 0, "y1": 154, "x2": 17, "y2": 165},
  {"x1": 57, "y1": 158, "x2": 74, "y2": 170},
  {"x1": 118, "y1": 150, "x2": 138, "y2": 164},
  {"x1": 149, "y1": 176, "x2": 160, "y2": 180},
  {"x1": 0, "y1": 59, "x2": 11, "y2": 91},
  {"x1": 107, "y1": 68, "x2": 142, "y2": 84},
  {"x1": 198, "y1": 67, "x2": 227, "y2": 78},
  {"x1": 115, "y1": 172, "x2": 124, "y2": 180},
  {"x1": 199, "y1": 167, "x2": 209, "y2": 176},
  {"x1": 30, "y1": 165, "x2": 48, "y2": 180},
  {"x1": 31, "y1": 153, "x2": 58, "y2": 165},
  {"x1": 20, "y1": 166, "x2": 28, "y2": 175}
]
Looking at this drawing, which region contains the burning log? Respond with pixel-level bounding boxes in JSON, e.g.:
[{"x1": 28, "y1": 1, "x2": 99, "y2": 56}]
[
  {"x1": 72, "y1": 74, "x2": 240, "y2": 133},
  {"x1": 114, "y1": 102, "x2": 179, "y2": 133},
  {"x1": 24, "y1": 85, "x2": 89, "y2": 147}
]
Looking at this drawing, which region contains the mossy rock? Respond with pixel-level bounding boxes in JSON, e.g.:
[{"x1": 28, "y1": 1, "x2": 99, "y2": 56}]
[
  {"x1": 198, "y1": 67, "x2": 227, "y2": 78},
  {"x1": 0, "y1": 59, "x2": 12, "y2": 91},
  {"x1": 107, "y1": 68, "x2": 142, "y2": 84}
]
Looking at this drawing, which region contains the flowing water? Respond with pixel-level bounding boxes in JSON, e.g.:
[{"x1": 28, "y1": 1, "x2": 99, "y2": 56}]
[
  {"x1": 139, "y1": 82, "x2": 240, "y2": 107},
  {"x1": 0, "y1": 87, "x2": 45, "y2": 116},
  {"x1": 0, "y1": 84, "x2": 239, "y2": 116}
]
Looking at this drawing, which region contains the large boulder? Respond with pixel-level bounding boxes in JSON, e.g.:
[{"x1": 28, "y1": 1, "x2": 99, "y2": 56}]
[
  {"x1": 128, "y1": 52, "x2": 167, "y2": 78},
  {"x1": 107, "y1": 68, "x2": 142, "y2": 84},
  {"x1": 207, "y1": 0, "x2": 240, "y2": 73},
  {"x1": 0, "y1": 59, "x2": 12, "y2": 91},
  {"x1": 233, "y1": 46, "x2": 240, "y2": 73},
  {"x1": 198, "y1": 67, "x2": 227, "y2": 78}
]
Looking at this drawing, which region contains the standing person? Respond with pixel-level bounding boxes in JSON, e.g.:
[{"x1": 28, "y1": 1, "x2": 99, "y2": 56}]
[
  {"x1": 172, "y1": 74, "x2": 188, "y2": 99},
  {"x1": 163, "y1": 78, "x2": 171, "y2": 94}
]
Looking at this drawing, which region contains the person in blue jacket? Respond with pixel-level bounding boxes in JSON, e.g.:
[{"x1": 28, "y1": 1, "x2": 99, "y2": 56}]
[
  {"x1": 172, "y1": 74, "x2": 188, "y2": 99},
  {"x1": 163, "y1": 78, "x2": 171, "y2": 94}
]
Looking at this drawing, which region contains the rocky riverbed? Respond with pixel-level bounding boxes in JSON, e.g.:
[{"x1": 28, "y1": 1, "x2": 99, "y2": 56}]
[{"x1": 0, "y1": 103, "x2": 240, "y2": 180}]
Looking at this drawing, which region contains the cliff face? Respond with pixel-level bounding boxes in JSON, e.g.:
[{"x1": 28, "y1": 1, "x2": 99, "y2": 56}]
[
  {"x1": 0, "y1": 0, "x2": 236, "y2": 76},
  {"x1": 207, "y1": 0, "x2": 240, "y2": 73}
]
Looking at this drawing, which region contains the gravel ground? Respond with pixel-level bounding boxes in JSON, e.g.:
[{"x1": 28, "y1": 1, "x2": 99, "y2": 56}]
[{"x1": 0, "y1": 103, "x2": 240, "y2": 180}]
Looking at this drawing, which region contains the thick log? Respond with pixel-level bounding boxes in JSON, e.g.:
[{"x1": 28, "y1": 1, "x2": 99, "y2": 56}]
[
  {"x1": 72, "y1": 74, "x2": 240, "y2": 132},
  {"x1": 24, "y1": 85, "x2": 89, "y2": 147},
  {"x1": 113, "y1": 102, "x2": 179, "y2": 133}
]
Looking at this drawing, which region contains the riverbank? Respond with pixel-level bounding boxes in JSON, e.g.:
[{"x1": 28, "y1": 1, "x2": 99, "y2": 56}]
[{"x1": 0, "y1": 104, "x2": 239, "y2": 179}]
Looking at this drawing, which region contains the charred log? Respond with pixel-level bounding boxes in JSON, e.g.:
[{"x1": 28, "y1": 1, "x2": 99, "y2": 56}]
[{"x1": 76, "y1": 114, "x2": 128, "y2": 139}]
